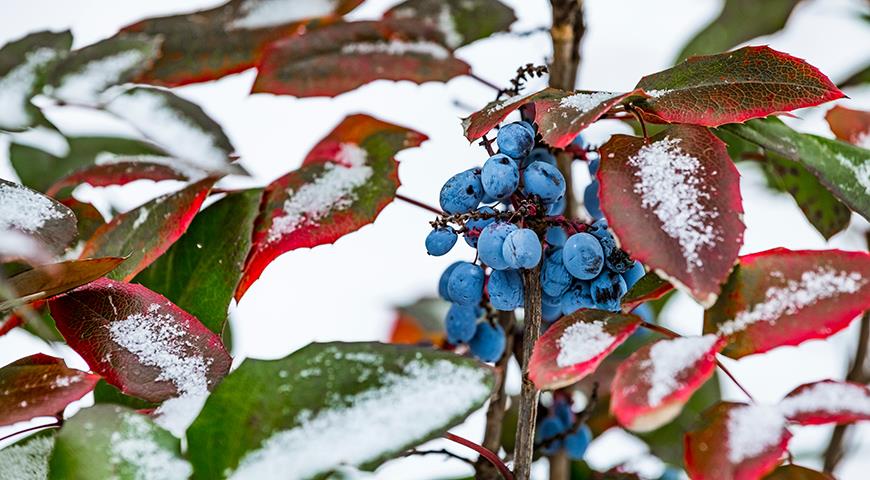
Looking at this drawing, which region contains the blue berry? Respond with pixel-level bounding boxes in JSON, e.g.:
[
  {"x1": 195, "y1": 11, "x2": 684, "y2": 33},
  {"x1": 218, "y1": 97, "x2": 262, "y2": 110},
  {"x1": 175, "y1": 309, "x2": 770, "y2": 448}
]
[
  {"x1": 543, "y1": 298, "x2": 562, "y2": 322},
  {"x1": 545, "y1": 226, "x2": 567, "y2": 247},
  {"x1": 438, "y1": 261, "x2": 463, "y2": 300},
  {"x1": 518, "y1": 120, "x2": 535, "y2": 138},
  {"x1": 587, "y1": 157, "x2": 599, "y2": 176},
  {"x1": 536, "y1": 416, "x2": 565, "y2": 455},
  {"x1": 561, "y1": 281, "x2": 594, "y2": 315},
  {"x1": 589, "y1": 270, "x2": 627, "y2": 311},
  {"x1": 478, "y1": 222, "x2": 518, "y2": 270},
  {"x1": 469, "y1": 322, "x2": 506, "y2": 362},
  {"x1": 622, "y1": 261, "x2": 645, "y2": 289},
  {"x1": 523, "y1": 161, "x2": 566, "y2": 204},
  {"x1": 542, "y1": 249, "x2": 572, "y2": 297},
  {"x1": 571, "y1": 133, "x2": 586, "y2": 149},
  {"x1": 547, "y1": 195, "x2": 566, "y2": 215},
  {"x1": 464, "y1": 206, "x2": 496, "y2": 247},
  {"x1": 497, "y1": 122, "x2": 534, "y2": 159},
  {"x1": 563, "y1": 233, "x2": 604, "y2": 280},
  {"x1": 446, "y1": 304, "x2": 480, "y2": 344},
  {"x1": 447, "y1": 262, "x2": 485, "y2": 306},
  {"x1": 425, "y1": 227, "x2": 457, "y2": 256},
  {"x1": 588, "y1": 219, "x2": 633, "y2": 273},
  {"x1": 564, "y1": 424, "x2": 592, "y2": 460},
  {"x1": 523, "y1": 147, "x2": 556, "y2": 168},
  {"x1": 584, "y1": 181, "x2": 602, "y2": 219},
  {"x1": 633, "y1": 303, "x2": 654, "y2": 323},
  {"x1": 439, "y1": 169, "x2": 483, "y2": 214},
  {"x1": 502, "y1": 228, "x2": 542, "y2": 269},
  {"x1": 481, "y1": 154, "x2": 519, "y2": 200},
  {"x1": 554, "y1": 400, "x2": 574, "y2": 427},
  {"x1": 658, "y1": 467, "x2": 683, "y2": 480},
  {"x1": 488, "y1": 269, "x2": 524, "y2": 311}
]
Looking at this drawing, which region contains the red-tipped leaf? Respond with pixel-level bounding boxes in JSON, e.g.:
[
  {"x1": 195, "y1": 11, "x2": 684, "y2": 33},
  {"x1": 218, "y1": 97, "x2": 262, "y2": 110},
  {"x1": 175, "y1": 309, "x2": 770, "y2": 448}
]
[
  {"x1": 620, "y1": 271, "x2": 674, "y2": 313},
  {"x1": 46, "y1": 158, "x2": 196, "y2": 197},
  {"x1": 531, "y1": 88, "x2": 645, "y2": 148},
  {"x1": 461, "y1": 89, "x2": 542, "y2": 141},
  {"x1": 777, "y1": 380, "x2": 870, "y2": 425},
  {"x1": 0, "y1": 257, "x2": 124, "y2": 312}
]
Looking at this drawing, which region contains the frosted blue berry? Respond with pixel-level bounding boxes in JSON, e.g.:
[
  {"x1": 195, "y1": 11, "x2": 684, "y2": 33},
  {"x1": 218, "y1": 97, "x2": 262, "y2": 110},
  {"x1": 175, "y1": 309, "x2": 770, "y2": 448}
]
[
  {"x1": 518, "y1": 120, "x2": 535, "y2": 137},
  {"x1": 561, "y1": 281, "x2": 595, "y2": 315},
  {"x1": 584, "y1": 181, "x2": 602, "y2": 219},
  {"x1": 621, "y1": 261, "x2": 645, "y2": 289},
  {"x1": 439, "y1": 168, "x2": 483, "y2": 214},
  {"x1": 543, "y1": 297, "x2": 562, "y2": 322},
  {"x1": 547, "y1": 195, "x2": 566, "y2": 215},
  {"x1": 478, "y1": 222, "x2": 518, "y2": 270},
  {"x1": 523, "y1": 147, "x2": 556, "y2": 168},
  {"x1": 488, "y1": 269, "x2": 524, "y2": 311},
  {"x1": 554, "y1": 400, "x2": 574, "y2": 428},
  {"x1": 464, "y1": 206, "x2": 496, "y2": 247},
  {"x1": 446, "y1": 304, "x2": 480, "y2": 344},
  {"x1": 563, "y1": 233, "x2": 604, "y2": 280},
  {"x1": 536, "y1": 416, "x2": 565, "y2": 455},
  {"x1": 502, "y1": 228, "x2": 542, "y2": 269},
  {"x1": 425, "y1": 227, "x2": 457, "y2": 256},
  {"x1": 542, "y1": 249, "x2": 572, "y2": 297},
  {"x1": 588, "y1": 157, "x2": 600, "y2": 175},
  {"x1": 545, "y1": 226, "x2": 567, "y2": 247},
  {"x1": 447, "y1": 262, "x2": 485, "y2": 306},
  {"x1": 497, "y1": 122, "x2": 535, "y2": 159},
  {"x1": 564, "y1": 424, "x2": 592, "y2": 460},
  {"x1": 523, "y1": 161, "x2": 566, "y2": 204},
  {"x1": 469, "y1": 322, "x2": 506, "y2": 362},
  {"x1": 590, "y1": 269, "x2": 627, "y2": 311},
  {"x1": 438, "y1": 261, "x2": 463, "y2": 301},
  {"x1": 481, "y1": 154, "x2": 519, "y2": 200}
]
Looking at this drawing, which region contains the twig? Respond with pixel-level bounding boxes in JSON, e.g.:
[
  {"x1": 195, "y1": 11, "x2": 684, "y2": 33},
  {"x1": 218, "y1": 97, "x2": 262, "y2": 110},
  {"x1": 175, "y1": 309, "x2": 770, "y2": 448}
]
[
  {"x1": 396, "y1": 194, "x2": 444, "y2": 215},
  {"x1": 402, "y1": 448, "x2": 475, "y2": 466},
  {"x1": 513, "y1": 266, "x2": 544, "y2": 480},
  {"x1": 469, "y1": 73, "x2": 503, "y2": 92},
  {"x1": 444, "y1": 432, "x2": 514, "y2": 480},
  {"x1": 0, "y1": 419, "x2": 62, "y2": 444}
]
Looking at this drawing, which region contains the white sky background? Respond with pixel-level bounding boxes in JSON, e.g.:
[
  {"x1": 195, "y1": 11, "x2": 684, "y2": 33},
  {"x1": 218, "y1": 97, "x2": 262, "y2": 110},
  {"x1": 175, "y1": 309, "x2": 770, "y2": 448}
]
[{"x1": 1, "y1": 0, "x2": 870, "y2": 478}]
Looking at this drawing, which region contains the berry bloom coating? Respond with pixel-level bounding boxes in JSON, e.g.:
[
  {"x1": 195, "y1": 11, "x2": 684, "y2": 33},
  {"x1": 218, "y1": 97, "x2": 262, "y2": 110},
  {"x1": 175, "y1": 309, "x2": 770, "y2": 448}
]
[
  {"x1": 445, "y1": 303, "x2": 479, "y2": 344},
  {"x1": 543, "y1": 299, "x2": 562, "y2": 322},
  {"x1": 488, "y1": 269, "x2": 524, "y2": 311},
  {"x1": 481, "y1": 154, "x2": 520, "y2": 200},
  {"x1": 523, "y1": 147, "x2": 556, "y2": 168},
  {"x1": 547, "y1": 195, "x2": 566, "y2": 215},
  {"x1": 621, "y1": 260, "x2": 645, "y2": 289},
  {"x1": 589, "y1": 269, "x2": 627, "y2": 311},
  {"x1": 536, "y1": 416, "x2": 565, "y2": 455},
  {"x1": 469, "y1": 322, "x2": 506, "y2": 362},
  {"x1": 502, "y1": 228, "x2": 542, "y2": 269},
  {"x1": 497, "y1": 122, "x2": 535, "y2": 158},
  {"x1": 518, "y1": 120, "x2": 535, "y2": 137},
  {"x1": 464, "y1": 206, "x2": 496, "y2": 247},
  {"x1": 584, "y1": 181, "x2": 602, "y2": 219},
  {"x1": 545, "y1": 226, "x2": 567, "y2": 247},
  {"x1": 523, "y1": 161, "x2": 566, "y2": 204},
  {"x1": 447, "y1": 262, "x2": 485, "y2": 306},
  {"x1": 561, "y1": 281, "x2": 595, "y2": 315},
  {"x1": 425, "y1": 227, "x2": 457, "y2": 256},
  {"x1": 564, "y1": 424, "x2": 593, "y2": 460},
  {"x1": 542, "y1": 249, "x2": 572, "y2": 297},
  {"x1": 587, "y1": 157, "x2": 600, "y2": 175},
  {"x1": 439, "y1": 168, "x2": 483, "y2": 214},
  {"x1": 478, "y1": 221, "x2": 518, "y2": 270},
  {"x1": 438, "y1": 261, "x2": 463, "y2": 301},
  {"x1": 563, "y1": 233, "x2": 604, "y2": 280}
]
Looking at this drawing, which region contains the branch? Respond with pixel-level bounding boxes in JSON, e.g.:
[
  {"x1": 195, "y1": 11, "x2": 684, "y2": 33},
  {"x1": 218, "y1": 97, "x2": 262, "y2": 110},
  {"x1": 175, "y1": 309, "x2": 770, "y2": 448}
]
[
  {"x1": 444, "y1": 432, "x2": 514, "y2": 480},
  {"x1": 513, "y1": 266, "x2": 543, "y2": 479},
  {"x1": 402, "y1": 448, "x2": 475, "y2": 466},
  {"x1": 396, "y1": 193, "x2": 444, "y2": 215}
]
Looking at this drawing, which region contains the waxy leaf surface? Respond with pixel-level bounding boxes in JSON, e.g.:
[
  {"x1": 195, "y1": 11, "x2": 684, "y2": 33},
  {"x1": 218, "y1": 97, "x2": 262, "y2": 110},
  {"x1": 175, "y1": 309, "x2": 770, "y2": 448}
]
[
  {"x1": 384, "y1": 0, "x2": 516, "y2": 48},
  {"x1": 531, "y1": 89, "x2": 644, "y2": 148},
  {"x1": 621, "y1": 271, "x2": 674, "y2": 313},
  {"x1": 777, "y1": 380, "x2": 870, "y2": 425},
  {"x1": 0, "y1": 257, "x2": 124, "y2": 312},
  {"x1": 461, "y1": 89, "x2": 541, "y2": 141},
  {"x1": 46, "y1": 159, "x2": 195, "y2": 197}
]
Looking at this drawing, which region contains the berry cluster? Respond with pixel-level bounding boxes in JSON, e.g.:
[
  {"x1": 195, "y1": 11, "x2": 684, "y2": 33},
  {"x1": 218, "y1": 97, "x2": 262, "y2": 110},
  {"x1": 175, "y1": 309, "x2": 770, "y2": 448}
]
[
  {"x1": 535, "y1": 396, "x2": 593, "y2": 460},
  {"x1": 427, "y1": 120, "x2": 643, "y2": 362}
]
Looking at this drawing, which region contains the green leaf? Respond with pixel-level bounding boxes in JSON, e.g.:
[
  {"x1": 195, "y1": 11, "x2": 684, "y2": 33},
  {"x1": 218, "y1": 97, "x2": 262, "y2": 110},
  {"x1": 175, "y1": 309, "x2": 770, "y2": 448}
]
[
  {"x1": 722, "y1": 117, "x2": 870, "y2": 222},
  {"x1": 839, "y1": 62, "x2": 870, "y2": 88},
  {"x1": 9, "y1": 136, "x2": 163, "y2": 193},
  {"x1": 763, "y1": 152, "x2": 851, "y2": 239},
  {"x1": 0, "y1": 30, "x2": 72, "y2": 131},
  {"x1": 187, "y1": 342, "x2": 494, "y2": 479},
  {"x1": 675, "y1": 0, "x2": 800, "y2": 63},
  {"x1": 47, "y1": 405, "x2": 191, "y2": 480},
  {"x1": 135, "y1": 189, "x2": 261, "y2": 335},
  {"x1": 0, "y1": 431, "x2": 56, "y2": 480},
  {"x1": 384, "y1": 0, "x2": 516, "y2": 48},
  {"x1": 92, "y1": 379, "x2": 158, "y2": 410}
]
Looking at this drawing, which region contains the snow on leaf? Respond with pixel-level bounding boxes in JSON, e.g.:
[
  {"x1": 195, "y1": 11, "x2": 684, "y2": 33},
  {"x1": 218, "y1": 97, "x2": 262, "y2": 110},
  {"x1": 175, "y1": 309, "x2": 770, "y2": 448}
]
[
  {"x1": 384, "y1": 0, "x2": 516, "y2": 49},
  {"x1": 529, "y1": 310, "x2": 641, "y2": 390},
  {"x1": 705, "y1": 248, "x2": 870, "y2": 358},
  {"x1": 228, "y1": 0, "x2": 361, "y2": 30},
  {"x1": 0, "y1": 179, "x2": 77, "y2": 259},
  {"x1": 461, "y1": 89, "x2": 541, "y2": 141},
  {"x1": 599, "y1": 125, "x2": 744, "y2": 307},
  {"x1": 46, "y1": 156, "x2": 200, "y2": 197},
  {"x1": 236, "y1": 114, "x2": 426, "y2": 299},
  {"x1": 0, "y1": 434, "x2": 55, "y2": 480},
  {"x1": 531, "y1": 89, "x2": 643, "y2": 148},
  {"x1": 611, "y1": 335, "x2": 724, "y2": 432},
  {"x1": 778, "y1": 380, "x2": 870, "y2": 425}
]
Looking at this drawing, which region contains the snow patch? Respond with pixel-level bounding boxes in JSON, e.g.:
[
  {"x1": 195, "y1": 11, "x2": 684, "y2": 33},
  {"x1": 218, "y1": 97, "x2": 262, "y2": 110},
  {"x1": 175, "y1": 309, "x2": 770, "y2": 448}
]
[
  {"x1": 0, "y1": 48, "x2": 57, "y2": 129},
  {"x1": 855, "y1": 130, "x2": 870, "y2": 149},
  {"x1": 778, "y1": 382, "x2": 870, "y2": 419},
  {"x1": 645, "y1": 89, "x2": 672, "y2": 98},
  {"x1": 0, "y1": 182, "x2": 66, "y2": 233},
  {"x1": 628, "y1": 136, "x2": 720, "y2": 272},
  {"x1": 94, "y1": 152, "x2": 207, "y2": 182},
  {"x1": 229, "y1": 0, "x2": 338, "y2": 30},
  {"x1": 227, "y1": 359, "x2": 489, "y2": 480},
  {"x1": 556, "y1": 321, "x2": 613, "y2": 368},
  {"x1": 9, "y1": 125, "x2": 70, "y2": 157},
  {"x1": 726, "y1": 405, "x2": 786, "y2": 463},
  {"x1": 52, "y1": 50, "x2": 148, "y2": 104},
  {"x1": 833, "y1": 152, "x2": 870, "y2": 194},
  {"x1": 558, "y1": 92, "x2": 621, "y2": 113},
  {"x1": 340, "y1": 40, "x2": 450, "y2": 60},
  {"x1": 642, "y1": 335, "x2": 718, "y2": 407},
  {"x1": 436, "y1": 5, "x2": 463, "y2": 48},
  {"x1": 0, "y1": 435, "x2": 54, "y2": 480},
  {"x1": 267, "y1": 143, "x2": 372, "y2": 244},
  {"x1": 717, "y1": 267, "x2": 865, "y2": 336},
  {"x1": 110, "y1": 413, "x2": 192, "y2": 480},
  {"x1": 0, "y1": 229, "x2": 43, "y2": 259}
]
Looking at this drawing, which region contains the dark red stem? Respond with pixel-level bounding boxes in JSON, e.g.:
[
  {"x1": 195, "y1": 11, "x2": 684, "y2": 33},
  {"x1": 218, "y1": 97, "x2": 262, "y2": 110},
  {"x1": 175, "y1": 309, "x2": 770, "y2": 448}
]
[
  {"x1": 0, "y1": 420, "x2": 62, "y2": 443},
  {"x1": 444, "y1": 432, "x2": 514, "y2": 480},
  {"x1": 396, "y1": 194, "x2": 444, "y2": 215}
]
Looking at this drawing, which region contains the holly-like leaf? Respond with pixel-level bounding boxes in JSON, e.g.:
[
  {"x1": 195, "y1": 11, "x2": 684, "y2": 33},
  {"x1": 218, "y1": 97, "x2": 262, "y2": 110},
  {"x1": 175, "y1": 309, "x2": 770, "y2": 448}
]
[
  {"x1": 685, "y1": 402, "x2": 790, "y2": 480},
  {"x1": 46, "y1": 35, "x2": 162, "y2": 104},
  {"x1": 0, "y1": 30, "x2": 71, "y2": 131},
  {"x1": 236, "y1": 114, "x2": 426, "y2": 299},
  {"x1": 634, "y1": 46, "x2": 844, "y2": 126},
  {"x1": 825, "y1": 105, "x2": 870, "y2": 147},
  {"x1": 723, "y1": 117, "x2": 870, "y2": 221},
  {"x1": 529, "y1": 309, "x2": 641, "y2": 390},
  {"x1": 79, "y1": 178, "x2": 216, "y2": 281},
  {"x1": 763, "y1": 152, "x2": 851, "y2": 240},
  {"x1": 531, "y1": 89, "x2": 645, "y2": 148},
  {"x1": 461, "y1": 89, "x2": 541, "y2": 141},
  {"x1": 46, "y1": 157, "x2": 198, "y2": 197},
  {"x1": 610, "y1": 335, "x2": 724, "y2": 432},
  {"x1": 621, "y1": 271, "x2": 674, "y2": 313},
  {"x1": 187, "y1": 342, "x2": 494, "y2": 479},
  {"x1": 764, "y1": 465, "x2": 835, "y2": 480},
  {"x1": 10, "y1": 136, "x2": 165, "y2": 193},
  {"x1": 675, "y1": 0, "x2": 800, "y2": 62},
  {"x1": 704, "y1": 248, "x2": 870, "y2": 358},
  {"x1": 777, "y1": 380, "x2": 870, "y2": 425},
  {"x1": 0, "y1": 179, "x2": 77, "y2": 260},
  {"x1": 48, "y1": 405, "x2": 191, "y2": 480},
  {"x1": 384, "y1": 0, "x2": 516, "y2": 48},
  {"x1": 253, "y1": 19, "x2": 470, "y2": 98},
  {"x1": 48, "y1": 278, "x2": 231, "y2": 435},
  {"x1": 598, "y1": 125, "x2": 744, "y2": 307},
  {"x1": 136, "y1": 189, "x2": 261, "y2": 336},
  {"x1": 120, "y1": 0, "x2": 362, "y2": 86},
  {"x1": 0, "y1": 257, "x2": 124, "y2": 312},
  {"x1": 0, "y1": 354, "x2": 99, "y2": 427}
]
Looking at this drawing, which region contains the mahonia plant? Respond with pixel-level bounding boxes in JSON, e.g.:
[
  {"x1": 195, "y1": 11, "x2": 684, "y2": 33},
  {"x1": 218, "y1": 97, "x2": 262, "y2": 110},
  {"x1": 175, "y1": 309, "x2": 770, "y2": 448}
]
[{"x1": 0, "y1": 1, "x2": 869, "y2": 480}]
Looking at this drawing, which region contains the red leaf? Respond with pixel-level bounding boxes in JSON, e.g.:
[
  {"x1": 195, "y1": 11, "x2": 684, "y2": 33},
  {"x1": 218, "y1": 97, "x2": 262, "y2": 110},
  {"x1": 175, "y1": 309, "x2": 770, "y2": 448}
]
[
  {"x1": 0, "y1": 179, "x2": 78, "y2": 261},
  {"x1": 704, "y1": 248, "x2": 870, "y2": 358},
  {"x1": 0, "y1": 257, "x2": 124, "y2": 312},
  {"x1": 825, "y1": 105, "x2": 870, "y2": 147},
  {"x1": 685, "y1": 402, "x2": 791, "y2": 480},
  {"x1": 529, "y1": 309, "x2": 641, "y2": 390},
  {"x1": 0, "y1": 354, "x2": 99, "y2": 427},
  {"x1": 634, "y1": 46, "x2": 844, "y2": 126},
  {"x1": 598, "y1": 125, "x2": 744, "y2": 307},
  {"x1": 46, "y1": 159, "x2": 194, "y2": 197},
  {"x1": 620, "y1": 271, "x2": 674, "y2": 313},
  {"x1": 79, "y1": 178, "x2": 216, "y2": 281},
  {"x1": 611, "y1": 335, "x2": 725, "y2": 432},
  {"x1": 236, "y1": 114, "x2": 426, "y2": 299},
  {"x1": 777, "y1": 380, "x2": 870, "y2": 425},
  {"x1": 531, "y1": 89, "x2": 645, "y2": 148},
  {"x1": 48, "y1": 278, "x2": 231, "y2": 403},
  {"x1": 461, "y1": 89, "x2": 542, "y2": 141},
  {"x1": 253, "y1": 19, "x2": 469, "y2": 98}
]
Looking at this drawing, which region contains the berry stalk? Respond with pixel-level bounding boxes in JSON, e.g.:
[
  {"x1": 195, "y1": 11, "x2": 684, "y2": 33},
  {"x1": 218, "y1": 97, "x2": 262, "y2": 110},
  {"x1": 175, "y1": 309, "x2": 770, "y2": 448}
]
[{"x1": 513, "y1": 265, "x2": 544, "y2": 480}]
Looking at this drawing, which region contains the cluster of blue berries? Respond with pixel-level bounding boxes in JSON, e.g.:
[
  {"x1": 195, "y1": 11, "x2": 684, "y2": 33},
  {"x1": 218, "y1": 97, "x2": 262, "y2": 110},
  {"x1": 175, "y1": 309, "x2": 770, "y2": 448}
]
[{"x1": 535, "y1": 396, "x2": 593, "y2": 460}]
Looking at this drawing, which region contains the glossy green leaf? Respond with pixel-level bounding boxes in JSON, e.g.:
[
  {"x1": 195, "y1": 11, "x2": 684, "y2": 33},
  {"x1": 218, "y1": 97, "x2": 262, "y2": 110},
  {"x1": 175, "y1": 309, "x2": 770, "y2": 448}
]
[
  {"x1": 187, "y1": 342, "x2": 494, "y2": 479},
  {"x1": 384, "y1": 0, "x2": 516, "y2": 48}
]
